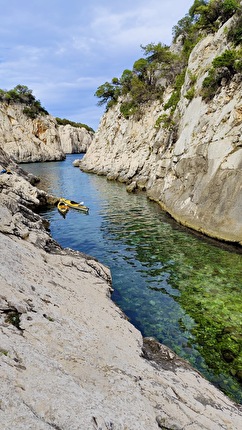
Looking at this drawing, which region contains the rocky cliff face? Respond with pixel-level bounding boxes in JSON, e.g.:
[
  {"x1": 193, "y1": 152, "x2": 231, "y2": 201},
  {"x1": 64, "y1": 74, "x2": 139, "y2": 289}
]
[
  {"x1": 0, "y1": 103, "x2": 65, "y2": 162},
  {"x1": 80, "y1": 17, "x2": 242, "y2": 245},
  {"x1": 1, "y1": 146, "x2": 242, "y2": 429},
  {"x1": 0, "y1": 103, "x2": 93, "y2": 162},
  {"x1": 58, "y1": 123, "x2": 93, "y2": 153}
]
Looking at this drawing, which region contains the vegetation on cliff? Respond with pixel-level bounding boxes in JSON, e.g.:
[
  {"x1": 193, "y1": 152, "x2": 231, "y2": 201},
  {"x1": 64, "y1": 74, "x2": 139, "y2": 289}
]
[
  {"x1": 201, "y1": 48, "x2": 242, "y2": 99},
  {"x1": 55, "y1": 117, "x2": 94, "y2": 133},
  {"x1": 0, "y1": 85, "x2": 94, "y2": 132},
  {"x1": 173, "y1": 0, "x2": 240, "y2": 46},
  {"x1": 0, "y1": 84, "x2": 48, "y2": 118},
  {"x1": 95, "y1": 0, "x2": 242, "y2": 121}
]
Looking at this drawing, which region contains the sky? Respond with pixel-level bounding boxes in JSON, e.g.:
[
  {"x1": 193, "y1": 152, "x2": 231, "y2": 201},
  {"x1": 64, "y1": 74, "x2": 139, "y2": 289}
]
[{"x1": 0, "y1": 0, "x2": 193, "y2": 130}]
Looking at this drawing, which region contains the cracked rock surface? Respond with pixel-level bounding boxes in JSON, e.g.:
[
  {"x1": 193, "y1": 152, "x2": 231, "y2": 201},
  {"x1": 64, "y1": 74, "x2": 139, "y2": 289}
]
[{"x1": 0, "y1": 149, "x2": 242, "y2": 429}]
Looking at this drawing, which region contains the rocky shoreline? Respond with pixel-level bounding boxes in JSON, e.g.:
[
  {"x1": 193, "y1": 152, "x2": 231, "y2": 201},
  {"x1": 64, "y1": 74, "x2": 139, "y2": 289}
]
[{"x1": 1, "y1": 152, "x2": 242, "y2": 429}]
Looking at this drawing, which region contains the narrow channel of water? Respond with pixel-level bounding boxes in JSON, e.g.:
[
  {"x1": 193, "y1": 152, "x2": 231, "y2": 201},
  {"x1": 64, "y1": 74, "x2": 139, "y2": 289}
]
[{"x1": 23, "y1": 154, "x2": 242, "y2": 404}]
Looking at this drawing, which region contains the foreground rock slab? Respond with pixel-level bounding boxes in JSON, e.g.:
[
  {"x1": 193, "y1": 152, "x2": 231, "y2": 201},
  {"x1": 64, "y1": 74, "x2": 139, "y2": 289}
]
[{"x1": 0, "y1": 155, "x2": 242, "y2": 429}]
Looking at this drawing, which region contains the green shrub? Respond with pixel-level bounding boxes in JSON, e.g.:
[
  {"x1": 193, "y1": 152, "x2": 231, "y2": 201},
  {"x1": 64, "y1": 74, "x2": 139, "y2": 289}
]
[
  {"x1": 172, "y1": 14, "x2": 194, "y2": 42},
  {"x1": 23, "y1": 104, "x2": 48, "y2": 119},
  {"x1": 55, "y1": 117, "x2": 94, "y2": 132},
  {"x1": 220, "y1": 0, "x2": 240, "y2": 22},
  {"x1": 23, "y1": 106, "x2": 39, "y2": 119},
  {"x1": 188, "y1": 71, "x2": 197, "y2": 84},
  {"x1": 189, "y1": 0, "x2": 240, "y2": 32},
  {"x1": 155, "y1": 113, "x2": 175, "y2": 130},
  {"x1": 227, "y1": 13, "x2": 242, "y2": 45},
  {"x1": 164, "y1": 70, "x2": 186, "y2": 112},
  {"x1": 212, "y1": 49, "x2": 237, "y2": 70},
  {"x1": 234, "y1": 50, "x2": 242, "y2": 71},
  {"x1": 0, "y1": 85, "x2": 49, "y2": 118},
  {"x1": 185, "y1": 86, "x2": 196, "y2": 100},
  {"x1": 201, "y1": 68, "x2": 219, "y2": 99},
  {"x1": 120, "y1": 101, "x2": 137, "y2": 119},
  {"x1": 201, "y1": 49, "x2": 242, "y2": 100},
  {"x1": 94, "y1": 81, "x2": 121, "y2": 110},
  {"x1": 120, "y1": 69, "x2": 133, "y2": 95}
]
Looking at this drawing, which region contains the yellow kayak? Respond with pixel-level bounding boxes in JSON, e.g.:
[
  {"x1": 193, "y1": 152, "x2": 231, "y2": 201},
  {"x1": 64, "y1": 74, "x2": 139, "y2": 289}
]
[
  {"x1": 59, "y1": 198, "x2": 89, "y2": 213},
  {"x1": 57, "y1": 201, "x2": 69, "y2": 216}
]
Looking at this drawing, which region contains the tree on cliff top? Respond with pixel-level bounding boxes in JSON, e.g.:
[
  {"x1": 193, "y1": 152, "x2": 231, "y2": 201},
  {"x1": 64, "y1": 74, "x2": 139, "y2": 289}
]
[
  {"x1": 95, "y1": 0, "x2": 241, "y2": 119},
  {"x1": 95, "y1": 42, "x2": 181, "y2": 118},
  {"x1": 173, "y1": 0, "x2": 241, "y2": 43},
  {"x1": 0, "y1": 84, "x2": 48, "y2": 118}
]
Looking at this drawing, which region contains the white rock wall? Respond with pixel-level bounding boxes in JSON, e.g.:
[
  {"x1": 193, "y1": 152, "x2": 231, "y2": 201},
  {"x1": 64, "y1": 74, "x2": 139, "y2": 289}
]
[
  {"x1": 58, "y1": 124, "x2": 93, "y2": 153},
  {"x1": 0, "y1": 103, "x2": 65, "y2": 162},
  {"x1": 0, "y1": 103, "x2": 94, "y2": 162}
]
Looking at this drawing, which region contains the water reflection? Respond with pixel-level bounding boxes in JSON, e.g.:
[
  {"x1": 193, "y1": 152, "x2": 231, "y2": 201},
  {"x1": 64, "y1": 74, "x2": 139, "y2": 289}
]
[{"x1": 23, "y1": 154, "x2": 242, "y2": 404}]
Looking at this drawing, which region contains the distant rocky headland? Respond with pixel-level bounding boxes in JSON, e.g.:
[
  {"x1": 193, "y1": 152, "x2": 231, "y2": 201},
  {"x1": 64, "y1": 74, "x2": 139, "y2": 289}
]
[{"x1": 0, "y1": 95, "x2": 93, "y2": 162}]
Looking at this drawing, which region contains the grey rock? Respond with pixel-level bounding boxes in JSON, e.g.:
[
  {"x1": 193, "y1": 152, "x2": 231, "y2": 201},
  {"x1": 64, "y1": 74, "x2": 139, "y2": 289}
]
[
  {"x1": 0, "y1": 104, "x2": 94, "y2": 162},
  {"x1": 58, "y1": 124, "x2": 93, "y2": 154}
]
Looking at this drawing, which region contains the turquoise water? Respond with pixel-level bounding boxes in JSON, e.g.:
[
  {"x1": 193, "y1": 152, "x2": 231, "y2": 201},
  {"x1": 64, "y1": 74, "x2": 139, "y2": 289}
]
[{"x1": 23, "y1": 154, "x2": 242, "y2": 404}]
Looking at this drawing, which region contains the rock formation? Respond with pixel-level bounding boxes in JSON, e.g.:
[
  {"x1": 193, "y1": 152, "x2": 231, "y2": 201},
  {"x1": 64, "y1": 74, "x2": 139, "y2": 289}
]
[
  {"x1": 0, "y1": 103, "x2": 65, "y2": 162},
  {"x1": 80, "y1": 16, "x2": 242, "y2": 245},
  {"x1": 58, "y1": 124, "x2": 93, "y2": 153},
  {"x1": 0, "y1": 103, "x2": 93, "y2": 162},
  {"x1": 0, "y1": 148, "x2": 242, "y2": 429}
]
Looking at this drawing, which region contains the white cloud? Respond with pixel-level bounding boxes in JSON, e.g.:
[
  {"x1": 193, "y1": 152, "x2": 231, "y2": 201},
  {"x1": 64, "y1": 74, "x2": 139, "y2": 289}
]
[{"x1": 89, "y1": 1, "x2": 189, "y2": 51}]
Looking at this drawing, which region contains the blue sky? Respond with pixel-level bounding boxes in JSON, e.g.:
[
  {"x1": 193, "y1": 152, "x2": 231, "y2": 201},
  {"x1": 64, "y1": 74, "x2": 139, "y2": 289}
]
[{"x1": 0, "y1": 0, "x2": 193, "y2": 130}]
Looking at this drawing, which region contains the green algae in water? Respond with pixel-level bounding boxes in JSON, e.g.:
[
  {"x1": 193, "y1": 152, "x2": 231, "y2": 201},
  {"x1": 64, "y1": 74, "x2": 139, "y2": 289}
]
[
  {"x1": 107, "y1": 204, "x2": 242, "y2": 404},
  {"x1": 168, "y1": 243, "x2": 242, "y2": 401}
]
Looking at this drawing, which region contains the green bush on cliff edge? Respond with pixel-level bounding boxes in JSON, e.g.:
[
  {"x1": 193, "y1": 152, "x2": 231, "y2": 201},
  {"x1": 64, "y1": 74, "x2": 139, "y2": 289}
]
[
  {"x1": 95, "y1": 0, "x2": 242, "y2": 121},
  {"x1": 201, "y1": 48, "x2": 242, "y2": 100},
  {"x1": 0, "y1": 84, "x2": 48, "y2": 118}
]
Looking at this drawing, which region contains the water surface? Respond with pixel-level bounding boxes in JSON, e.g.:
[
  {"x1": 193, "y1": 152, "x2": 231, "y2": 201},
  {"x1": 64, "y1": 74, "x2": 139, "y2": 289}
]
[{"x1": 23, "y1": 154, "x2": 242, "y2": 403}]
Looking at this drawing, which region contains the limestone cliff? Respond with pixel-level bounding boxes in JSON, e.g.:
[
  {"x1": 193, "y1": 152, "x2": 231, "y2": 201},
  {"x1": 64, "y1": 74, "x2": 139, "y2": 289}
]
[
  {"x1": 0, "y1": 102, "x2": 65, "y2": 162},
  {"x1": 0, "y1": 102, "x2": 93, "y2": 162},
  {"x1": 80, "y1": 16, "x2": 242, "y2": 245},
  {"x1": 58, "y1": 123, "x2": 93, "y2": 153},
  {"x1": 0, "y1": 146, "x2": 242, "y2": 429}
]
